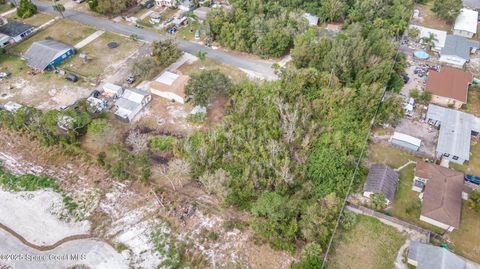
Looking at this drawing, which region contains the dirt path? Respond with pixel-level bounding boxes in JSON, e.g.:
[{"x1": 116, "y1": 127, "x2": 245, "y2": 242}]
[{"x1": 0, "y1": 222, "x2": 91, "y2": 251}]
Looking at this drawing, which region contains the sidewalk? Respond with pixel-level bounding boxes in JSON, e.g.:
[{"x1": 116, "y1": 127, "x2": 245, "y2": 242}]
[
  {"x1": 0, "y1": 7, "x2": 16, "y2": 17},
  {"x1": 74, "y1": 30, "x2": 105, "y2": 50}
]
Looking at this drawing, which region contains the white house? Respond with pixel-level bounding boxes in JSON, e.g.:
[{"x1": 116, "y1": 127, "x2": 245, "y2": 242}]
[
  {"x1": 409, "y1": 25, "x2": 447, "y2": 52},
  {"x1": 303, "y1": 13, "x2": 319, "y2": 26},
  {"x1": 149, "y1": 71, "x2": 189, "y2": 104},
  {"x1": 114, "y1": 88, "x2": 151, "y2": 122},
  {"x1": 453, "y1": 8, "x2": 478, "y2": 38}
]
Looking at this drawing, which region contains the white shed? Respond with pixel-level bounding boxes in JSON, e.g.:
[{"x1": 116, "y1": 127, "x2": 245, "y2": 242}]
[
  {"x1": 453, "y1": 8, "x2": 478, "y2": 38},
  {"x1": 103, "y1": 83, "x2": 123, "y2": 97},
  {"x1": 149, "y1": 71, "x2": 189, "y2": 104},
  {"x1": 389, "y1": 132, "x2": 422, "y2": 152}
]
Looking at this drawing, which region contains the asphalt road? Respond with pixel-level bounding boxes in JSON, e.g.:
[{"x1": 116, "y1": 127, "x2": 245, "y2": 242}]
[{"x1": 31, "y1": 1, "x2": 277, "y2": 80}]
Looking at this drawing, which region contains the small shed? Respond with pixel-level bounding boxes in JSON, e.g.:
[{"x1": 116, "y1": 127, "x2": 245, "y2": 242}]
[
  {"x1": 103, "y1": 82, "x2": 123, "y2": 97},
  {"x1": 389, "y1": 132, "x2": 421, "y2": 152},
  {"x1": 363, "y1": 164, "x2": 400, "y2": 204}
]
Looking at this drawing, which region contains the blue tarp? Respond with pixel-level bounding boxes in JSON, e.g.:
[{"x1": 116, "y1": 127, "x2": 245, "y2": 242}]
[
  {"x1": 465, "y1": 175, "x2": 480, "y2": 185},
  {"x1": 414, "y1": 51, "x2": 429, "y2": 59}
]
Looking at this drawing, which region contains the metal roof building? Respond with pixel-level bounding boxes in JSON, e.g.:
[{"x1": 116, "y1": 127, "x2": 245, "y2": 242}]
[
  {"x1": 363, "y1": 164, "x2": 400, "y2": 204},
  {"x1": 408, "y1": 241, "x2": 465, "y2": 269},
  {"x1": 114, "y1": 88, "x2": 151, "y2": 122},
  {"x1": 390, "y1": 132, "x2": 422, "y2": 152},
  {"x1": 409, "y1": 25, "x2": 447, "y2": 52},
  {"x1": 23, "y1": 40, "x2": 74, "y2": 71},
  {"x1": 453, "y1": 8, "x2": 478, "y2": 38},
  {"x1": 440, "y1": 35, "x2": 480, "y2": 67},
  {"x1": 427, "y1": 104, "x2": 480, "y2": 164}
]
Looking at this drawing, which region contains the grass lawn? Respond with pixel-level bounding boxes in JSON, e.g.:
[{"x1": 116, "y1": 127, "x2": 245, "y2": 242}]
[
  {"x1": 367, "y1": 142, "x2": 418, "y2": 169},
  {"x1": 414, "y1": 2, "x2": 452, "y2": 32},
  {"x1": 0, "y1": 3, "x2": 13, "y2": 13},
  {"x1": 6, "y1": 12, "x2": 54, "y2": 27},
  {"x1": 177, "y1": 58, "x2": 247, "y2": 83},
  {"x1": 450, "y1": 140, "x2": 480, "y2": 176},
  {"x1": 63, "y1": 32, "x2": 140, "y2": 79},
  {"x1": 8, "y1": 19, "x2": 96, "y2": 55},
  {"x1": 327, "y1": 215, "x2": 406, "y2": 269},
  {"x1": 447, "y1": 204, "x2": 480, "y2": 263},
  {"x1": 461, "y1": 89, "x2": 480, "y2": 118},
  {"x1": 176, "y1": 21, "x2": 205, "y2": 41}
]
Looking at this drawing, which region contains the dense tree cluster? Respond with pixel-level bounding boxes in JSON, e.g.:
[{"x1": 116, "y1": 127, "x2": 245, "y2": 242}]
[
  {"x1": 184, "y1": 69, "x2": 232, "y2": 106},
  {"x1": 16, "y1": 0, "x2": 37, "y2": 18},
  {"x1": 432, "y1": 0, "x2": 462, "y2": 23},
  {"x1": 88, "y1": 0, "x2": 136, "y2": 15}
]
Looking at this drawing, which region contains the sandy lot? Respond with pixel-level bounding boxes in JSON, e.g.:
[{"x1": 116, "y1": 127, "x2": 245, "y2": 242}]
[
  {"x1": 0, "y1": 229, "x2": 127, "y2": 269},
  {"x1": 0, "y1": 189, "x2": 90, "y2": 246}
]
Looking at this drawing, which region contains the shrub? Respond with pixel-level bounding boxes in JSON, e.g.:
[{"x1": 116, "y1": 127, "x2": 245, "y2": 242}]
[{"x1": 148, "y1": 136, "x2": 176, "y2": 152}]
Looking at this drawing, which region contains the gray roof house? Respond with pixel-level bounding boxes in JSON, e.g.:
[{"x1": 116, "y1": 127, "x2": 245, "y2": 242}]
[
  {"x1": 23, "y1": 40, "x2": 74, "y2": 71},
  {"x1": 114, "y1": 88, "x2": 152, "y2": 122},
  {"x1": 427, "y1": 104, "x2": 480, "y2": 164},
  {"x1": 0, "y1": 21, "x2": 34, "y2": 47},
  {"x1": 363, "y1": 164, "x2": 400, "y2": 204},
  {"x1": 439, "y1": 35, "x2": 480, "y2": 67},
  {"x1": 408, "y1": 241, "x2": 465, "y2": 269}
]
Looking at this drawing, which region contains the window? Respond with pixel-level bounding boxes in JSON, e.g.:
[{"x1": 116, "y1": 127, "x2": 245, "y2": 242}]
[
  {"x1": 62, "y1": 54, "x2": 66, "y2": 59},
  {"x1": 443, "y1": 153, "x2": 450, "y2": 157},
  {"x1": 453, "y1": 156, "x2": 459, "y2": 160}
]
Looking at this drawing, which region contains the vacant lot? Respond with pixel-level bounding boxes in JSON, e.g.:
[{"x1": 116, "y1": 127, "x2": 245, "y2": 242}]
[
  {"x1": 178, "y1": 58, "x2": 247, "y2": 84},
  {"x1": 413, "y1": 2, "x2": 451, "y2": 32},
  {"x1": 9, "y1": 19, "x2": 96, "y2": 55},
  {"x1": 451, "y1": 140, "x2": 480, "y2": 176},
  {"x1": 327, "y1": 215, "x2": 406, "y2": 269},
  {"x1": 6, "y1": 12, "x2": 54, "y2": 27},
  {"x1": 64, "y1": 32, "x2": 140, "y2": 79},
  {"x1": 447, "y1": 205, "x2": 480, "y2": 263}
]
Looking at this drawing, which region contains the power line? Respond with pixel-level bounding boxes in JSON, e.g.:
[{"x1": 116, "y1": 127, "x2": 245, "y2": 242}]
[{"x1": 321, "y1": 32, "x2": 408, "y2": 268}]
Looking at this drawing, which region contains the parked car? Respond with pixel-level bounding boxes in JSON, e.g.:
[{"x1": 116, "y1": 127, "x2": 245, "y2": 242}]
[
  {"x1": 195, "y1": 29, "x2": 200, "y2": 39},
  {"x1": 126, "y1": 75, "x2": 136, "y2": 84},
  {"x1": 90, "y1": 90, "x2": 101, "y2": 98},
  {"x1": 65, "y1": 73, "x2": 78, "y2": 82}
]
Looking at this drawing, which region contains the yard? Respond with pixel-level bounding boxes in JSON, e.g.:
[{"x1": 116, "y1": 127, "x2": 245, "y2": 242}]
[
  {"x1": 6, "y1": 12, "x2": 54, "y2": 27},
  {"x1": 446, "y1": 204, "x2": 480, "y2": 263},
  {"x1": 8, "y1": 19, "x2": 96, "y2": 55},
  {"x1": 326, "y1": 215, "x2": 406, "y2": 269},
  {"x1": 367, "y1": 142, "x2": 418, "y2": 168},
  {"x1": 413, "y1": 2, "x2": 452, "y2": 32},
  {"x1": 0, "y1": 3, "x2": 13, "y2": 13},
  {"x1": 450, "y1": 139, "x2": 480, "y2": 176},
  {"x1": 177, "y1": 58, "x2": 247, "y2": 84},
  {"x1": 461, "y1": 89, "x2": 480, "y2": 118},
  {"x1": 64, "y1": 32, "x2": 140, "y2": 80}
]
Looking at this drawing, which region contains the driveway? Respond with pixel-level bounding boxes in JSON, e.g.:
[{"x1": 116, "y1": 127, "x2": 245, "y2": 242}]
[{"x1": 30, "y1": 0, "x2": 277, "y2": 80}]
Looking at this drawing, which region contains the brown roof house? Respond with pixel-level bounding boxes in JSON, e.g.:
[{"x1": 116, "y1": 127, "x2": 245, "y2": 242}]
[
  {"x1": 415, "y1": 161, "x2": 464, "y2": 231},
  {"x1": 426, "y1": 66, "x2": 472, "y2": 109},
  {"x1": 363, "y1": 164, "x2": 400, "y2": 205},
  {"x1": 149, "y1": 71, "x2": 189, "y2": 104}
]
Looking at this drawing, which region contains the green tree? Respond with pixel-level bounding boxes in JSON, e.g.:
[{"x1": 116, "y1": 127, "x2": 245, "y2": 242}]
[
  {"x1": 370, "y1": 193, "x2": 387, "y2": 210},
  {"x1": 184, "y1": 69, "x2": 231, "y2": 106},
  {"x1": 151, "y1": 39, "x2": 182, "y2": 66},
  {"x1": 407, "y1": 27, "x2": 420, "y2": 39},
  {"x1": 53, "y1": 3, "x2": 65, "y2": 18},
  {"x1": 377, "y1": 95, "x2": 405, "y2": 126},
  {"x1": 420, "y1": 91, "x2": 432, "y2": 103},
  {"x1": 131, "y1": 58, "x2": 158, "y2": 80},
  {"x1": 421, "y1": 33, "x2": 438, "y2": 51},
  {"x1": 410, "y1": 88, "x2": 420, "y2": 100},
  {"x1": 318, "y1": 0, "x2": 348, "y2": 23},
  {"x1": 17, "y1": 0, "x2": 37, "y2": 18},
  {"x1": 467, "y1": 190, "x2": 480, "y2": 213},
  {"x1": 432, "y1": 0, "x2": 462, "y2": 22}
]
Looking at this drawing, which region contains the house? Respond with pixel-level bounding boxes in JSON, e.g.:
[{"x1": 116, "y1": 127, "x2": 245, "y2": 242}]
[
  {"x1": 415, "y1": 161, "x2": 464, "y2": 231},
  {"x1": 114, "y1": 88, "x2": 152, "y2": 122},
  {"x1": 439, "y1": 35, "x2": 480, "y2": 67},
  {"x1": 149, "y1": 12, "x2": 162, "y2": 24},
  {"x1": 389, "y1": 132, "x2": 422, "y2": 152},
  {"x1": 426, "y1": 104, "x2": 480, "y2": 164},
  {"x1": 363, "y1": 164, "x2": 400, "y2": 205},
  {"x1": 425, "y1": 66, "x2": 472, "y2": 108},
  {"x1": 172, "y1": 16, "x2": 187, "y2": 27},
  {"x1": 103, "y1": 82, "x2": 123, "y2": 97},
  {"x1": 408, "y1": 241, "x2": 465, "y2": 269},
  {"x1": 149, "y1": 71, "x2": 189, "y2": 103},
  {"x1": 0, "y1": 21, "x2": 34, "y2": 47},
  {"x1": 23, "y1": 40, "x2": 74, "y2": 71},
  {"x1": 193, "y1": 6, "x2": 210, "y2": 22},
  {"x1": 409, "y1": 25, "x2": 447, "y2": 52},
  {"x1": 303, "y1": 13, "x2": 319, "y2": 26},
  {"x1": 155, "y1": 0, "x2": 176, "y2": 7},
  {"x1": 453, "y1": 8, "x2": 478, "y2": 38}
]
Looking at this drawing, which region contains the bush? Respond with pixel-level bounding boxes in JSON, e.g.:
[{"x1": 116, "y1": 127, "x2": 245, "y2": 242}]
[
  {"x1": 148, "y1": 136, "x2": 176, "y2": 152},
  {"x1": 186, "y1": 113, "x2": 207, "y2": 124},
  {"x1": 16, "y1": 0, "x2": 37, "y2": 18}
]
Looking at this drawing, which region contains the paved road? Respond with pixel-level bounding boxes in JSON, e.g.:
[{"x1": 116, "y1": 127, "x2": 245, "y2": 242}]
[{"x1": 31, "y1": 0, "x2": 277, "y2": 80}]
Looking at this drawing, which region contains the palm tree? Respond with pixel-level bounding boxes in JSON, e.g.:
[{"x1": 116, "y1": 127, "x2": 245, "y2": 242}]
[
  {"x1": 52, "y1": 1, "x2": 65, "y2": 18},
  {"x1": 421, "y1": 33, "x2": 438, "y2": 52}
]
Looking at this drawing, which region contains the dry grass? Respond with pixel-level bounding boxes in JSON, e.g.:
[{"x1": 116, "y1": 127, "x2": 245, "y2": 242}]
[
  {"x1": 461, "y1": 89, "x2": 480, "y2": 117},
  {"x1": 64, "y1": 32, "x2": 140, "y2": 79},
  {"x1": 6, "y1": 12, "x2": 55, "y2": 27},
  {"x1": 9, "y1": 19, "x2": 96, "y2": 55},
  {"x1": 0, "y1": 3, "x2": 13, "y2": 13},
  {"x1": 327, "y1": 215, "x2": 406, "y2": 269},
  {"x1": 177, "y1": 58, "x2": 247, "y2": 84},
  {"x1": 414, "y1": 2, "x2": 452, "y2": 32},
  {"x1": 367, "y1": 142, "x2": 418, "y2": 169}
]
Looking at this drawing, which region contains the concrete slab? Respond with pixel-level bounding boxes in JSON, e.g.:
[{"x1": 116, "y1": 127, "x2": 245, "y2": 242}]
[{"x1": 74, "y1": 30, "x2": 105, "y2": 50}]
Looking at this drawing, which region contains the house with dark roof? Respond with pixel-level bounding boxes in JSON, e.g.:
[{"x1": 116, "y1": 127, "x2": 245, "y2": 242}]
[
  {"x1": 363, "y1": 164, "x2": 400, "y2": 204},
  {"x1": 408, "y1": 241, "x2": 465, "y2": 269},
  {"x1": 425, "y1": 66, "x2": 472, "y2": 109},
  {"x1": 414, "y1": 161, "x2": 464, "y2": 231},
  {"x1": 0, "y1": 21, "x2": 34, "y2": 47},
  {"x1": 23, "y1": 40, "x2": 74, "y2": 71},
  {"x1": 439, "y1": 35, "x2": 480, "y2": 67}
]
